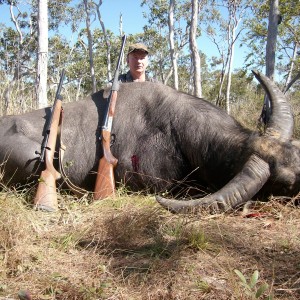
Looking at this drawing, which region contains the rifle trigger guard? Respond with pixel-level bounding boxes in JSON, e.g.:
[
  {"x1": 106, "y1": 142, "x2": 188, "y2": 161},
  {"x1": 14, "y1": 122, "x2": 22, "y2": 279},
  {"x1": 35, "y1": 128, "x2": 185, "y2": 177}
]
[{"x1": 110, "y1": 134, "x2": 116, "y2": 147}]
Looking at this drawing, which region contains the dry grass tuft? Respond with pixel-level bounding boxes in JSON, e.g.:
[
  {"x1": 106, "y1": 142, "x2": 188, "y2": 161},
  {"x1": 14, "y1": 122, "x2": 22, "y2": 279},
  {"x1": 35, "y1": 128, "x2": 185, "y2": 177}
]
[{"x1": 0, "y1": 187, "x2": 299, "y2": 299}]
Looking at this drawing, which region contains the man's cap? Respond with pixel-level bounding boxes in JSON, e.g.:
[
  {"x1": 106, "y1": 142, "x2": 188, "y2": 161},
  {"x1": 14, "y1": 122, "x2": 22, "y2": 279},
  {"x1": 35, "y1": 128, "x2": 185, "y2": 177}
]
[{"x1": 127, "y1": 43, "x2": 149, "y2": 55}]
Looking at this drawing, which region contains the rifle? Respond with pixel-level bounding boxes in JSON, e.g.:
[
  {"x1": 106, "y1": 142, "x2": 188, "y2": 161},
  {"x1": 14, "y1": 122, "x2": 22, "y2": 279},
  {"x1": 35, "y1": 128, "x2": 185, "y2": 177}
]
[
  {"x1": 34, "y1": 69, "x2": 65, "y2": 211},
  {"x1": 94, "y1": 35, "x2": 126, "y2": 200}
]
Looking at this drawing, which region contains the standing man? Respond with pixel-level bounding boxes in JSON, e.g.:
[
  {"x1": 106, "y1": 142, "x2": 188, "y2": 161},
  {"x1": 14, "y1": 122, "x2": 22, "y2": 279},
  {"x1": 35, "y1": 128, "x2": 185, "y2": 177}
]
[{"x1": 119, "y1": 43, "x2": 155, "y2": 82}]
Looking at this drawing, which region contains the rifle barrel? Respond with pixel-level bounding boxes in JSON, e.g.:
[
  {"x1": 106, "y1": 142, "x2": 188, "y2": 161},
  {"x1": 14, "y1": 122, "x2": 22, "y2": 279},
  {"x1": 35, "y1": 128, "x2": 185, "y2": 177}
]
[{"x1": 40, "y1": 69, "x2": 65, "y2": 162}]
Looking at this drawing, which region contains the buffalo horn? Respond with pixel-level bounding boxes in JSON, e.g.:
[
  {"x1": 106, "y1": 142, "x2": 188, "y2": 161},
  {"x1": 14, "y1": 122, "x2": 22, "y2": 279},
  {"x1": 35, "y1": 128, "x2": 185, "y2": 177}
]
[
  {"x1": 156, "y1": 154, "x2": 270, "y2": 213},
  {"x1": 252, "y1": 70, "x2": 293, "y2": 141}
]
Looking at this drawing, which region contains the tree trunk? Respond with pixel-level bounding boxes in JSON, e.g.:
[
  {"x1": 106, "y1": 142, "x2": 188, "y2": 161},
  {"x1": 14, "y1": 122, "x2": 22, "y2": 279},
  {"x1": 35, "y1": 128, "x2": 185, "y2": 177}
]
[
  {"x1": 36, "y1": 0, "x2": 48, "y2": 108},
  {"x1": 265, "y1": 0, "x2": 280, "y2": 80},
  {"x1": 190, "y1": 0, "x2": 202, "y2": 97},
  {"x1": 261, "y1": 0, "x2": 280, "y2": 124},
  {"x1": 168, "y1": 0, "x2": 178, "y2": 90},
  {"x1": 119, "y1": 13, "x2": 126, "y2": 72},
  {"x1": 284, "y1": 42, "x2": 298, "y2": 92},
  {"x1": 225, "y1": 46, "x2": 233, "y2": 114},
  {"x1": 84, "y1": 0, "x2": 97, "y2": 93},
  {"x1": 95, "y1": 0, "x2": 112, "y2": 81},
  {"x1": 37, "y1": 0, "x2": 48, "y2": 109},
  {"x1": 225, "y1": 24, "x2": 237, "y2": 115},
  {"x1": 225, "y1": 0, "x2": 243, "y2": 114},
  {"x1": 6, "y1": 3, "x2": 23, "y2": 114},
  {"x1": 76, "y1": 77, "x2": 83, "y2": 101}
]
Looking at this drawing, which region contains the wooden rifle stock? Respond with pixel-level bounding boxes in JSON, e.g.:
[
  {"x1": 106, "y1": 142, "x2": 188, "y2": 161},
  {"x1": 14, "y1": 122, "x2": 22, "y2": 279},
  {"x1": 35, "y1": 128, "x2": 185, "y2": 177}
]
[
  {"x1": 93, "y1": 114, "x2": 118, "y2": 199},
  {"x1": 94, "y1": 35, "x2": 126, "y2": 200},
  {"x1": 34, "y1": 69, "x2": 65, "y2": 211}
]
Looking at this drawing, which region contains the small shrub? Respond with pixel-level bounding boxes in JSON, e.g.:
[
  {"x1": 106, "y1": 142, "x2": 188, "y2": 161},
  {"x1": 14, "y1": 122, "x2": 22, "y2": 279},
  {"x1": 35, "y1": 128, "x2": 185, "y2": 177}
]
[{"x1": 234, "y1": 269, "x2": 273, "y2": 299}]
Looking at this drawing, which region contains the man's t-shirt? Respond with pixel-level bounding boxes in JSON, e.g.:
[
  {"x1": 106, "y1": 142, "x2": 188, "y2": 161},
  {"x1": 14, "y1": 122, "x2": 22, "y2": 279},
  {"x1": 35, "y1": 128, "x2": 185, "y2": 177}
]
[{"x1": 118, "y1": 71, "x2": 157, "y2": 83}]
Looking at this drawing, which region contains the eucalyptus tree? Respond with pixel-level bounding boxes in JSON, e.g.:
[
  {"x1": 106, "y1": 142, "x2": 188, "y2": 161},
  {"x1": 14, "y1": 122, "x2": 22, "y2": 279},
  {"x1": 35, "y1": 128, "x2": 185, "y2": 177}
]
[
  {"x1": 204, "y1": 0, "x2": 252, "y2": 112},
  {"x1": 92, "y1": 0, "x2": 112, "y2": 81},
  {"x1": 141, "y1": 0, "x2": 172, "y2": 84},
  {"x1": 0, "y1": 1, "x2": 36, "y2": 114},
  {"x1": 260, "y1": 0, "x2": 280, "y2": 123},
  {"x1": 93, "y1": 30, "x2": 121, "y2": 86},
  {"x1": 137, "y1": 26, "x2": 171, "y2": 83},
  {"x1": 265, "y1": 0, "x2": 280, "y2": 81},
  {"x1": 82, "y1": 0, "x2": 96, "y2": 93},
  {"x1": 141, "y1": 0, "x2": 189, "y2": 89},
  {"x1": 178, "y1": 51, "x2": 209, "y2": 94},
  {"x1": 67, "y1": 28, "x2": 93, "y2": 94},
  {"x1": 47, "y1": 35, "x2": 83, "y2": 102},
  {"x1": 243, "y1": 0, "x2": 299, "y2": 124},
  {"x1": 77, "y1": 0, "x2": 116, "y2": 92},
  {"x1": 244, "y1": 0, "x2": 299, "y2": 86},
  {"x1": 36, "y1": 0, "x2": 48, "y2": 109},
  {"x1": 189, "y1": 0, "x2": 202, "y2": 97},
  {"x1": 0, "y1": 0, "x2": 77, "y2": 114},
  {"x1": 168, "y1": 0, "x2": 178, "y2": 89},
  {"x1": 224, "y1": 0, "x2": 251, "y2": 114},
  {"x1": 276, "y1": 0, "x2": 300, "y2": 92},
  {"x1": 48, "y1": 0, "x2": 74, "y2": 31},
  {"x1": 37, "y1": 0, "x2": 74, "y2": 108},
  {"x1": 69, "y1": 27, "x2": 118, "y2": 93}
]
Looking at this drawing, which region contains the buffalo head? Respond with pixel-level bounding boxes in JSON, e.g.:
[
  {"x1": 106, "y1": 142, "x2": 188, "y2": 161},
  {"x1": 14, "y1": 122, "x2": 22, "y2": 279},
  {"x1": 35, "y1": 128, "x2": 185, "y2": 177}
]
[{"x1": 156, "y1": 71, "x2": 300, "y2": 213}]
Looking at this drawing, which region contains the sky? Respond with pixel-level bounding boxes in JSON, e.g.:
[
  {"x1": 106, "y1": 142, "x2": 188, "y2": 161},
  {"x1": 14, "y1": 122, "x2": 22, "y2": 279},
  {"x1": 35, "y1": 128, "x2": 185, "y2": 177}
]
[
  {"x1": 1, "y1": 0, "x2": 246, "y2": 69},
  {"x1": 91, "y1": 0, "x2": 247, "y2": 69},
  {"x1": 100, "y1": 0, "x2": 148, "y2": 35}
]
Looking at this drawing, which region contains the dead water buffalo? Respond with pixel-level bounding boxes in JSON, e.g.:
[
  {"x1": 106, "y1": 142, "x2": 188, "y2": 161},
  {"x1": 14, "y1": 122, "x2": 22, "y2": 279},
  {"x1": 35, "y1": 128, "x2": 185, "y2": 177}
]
[{"x1": 0, "y1": 71, "x2": 300, "y2": 213}]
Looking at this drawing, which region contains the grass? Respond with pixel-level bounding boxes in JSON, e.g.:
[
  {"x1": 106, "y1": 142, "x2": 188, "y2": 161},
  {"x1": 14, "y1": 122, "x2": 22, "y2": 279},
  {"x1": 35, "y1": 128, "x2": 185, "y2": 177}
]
[{"x1": 0, "y1": 186, "x2": 299, "y2": 300}]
